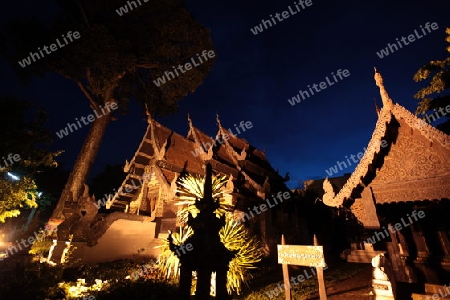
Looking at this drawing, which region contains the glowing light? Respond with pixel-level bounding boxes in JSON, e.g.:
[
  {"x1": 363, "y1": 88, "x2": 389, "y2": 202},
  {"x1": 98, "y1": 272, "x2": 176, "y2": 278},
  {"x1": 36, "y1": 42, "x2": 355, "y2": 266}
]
[
  {"x1": 37, "y1": 192, "x2": 43, "y2": 197},
  {"x1": 7, "y1": 172, "x2": 20, "y2": 180},
  {"x1": 58, "y1": 278, "x2": 109, "y2": 298}
]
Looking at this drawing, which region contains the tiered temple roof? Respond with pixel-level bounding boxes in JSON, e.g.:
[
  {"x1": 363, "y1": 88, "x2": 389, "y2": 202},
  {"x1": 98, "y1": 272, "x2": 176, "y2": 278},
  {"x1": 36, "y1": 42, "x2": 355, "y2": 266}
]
[
  {"x1": 323, "y1": 69, "x2": 450, "y2": 228},
  {"x1": 110, "y1": 113, "x2": 286, "y2": 211}
]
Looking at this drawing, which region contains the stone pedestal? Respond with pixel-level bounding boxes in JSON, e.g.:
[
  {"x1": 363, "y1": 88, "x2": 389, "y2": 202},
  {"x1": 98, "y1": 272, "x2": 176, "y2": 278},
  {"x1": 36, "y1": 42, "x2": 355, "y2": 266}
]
[
  {"x1": 371, "y1": 253, "x2": 396, "y2": 299},
  {"x1": 372, "y1": 278, "x2": 395, "y2": 299}
]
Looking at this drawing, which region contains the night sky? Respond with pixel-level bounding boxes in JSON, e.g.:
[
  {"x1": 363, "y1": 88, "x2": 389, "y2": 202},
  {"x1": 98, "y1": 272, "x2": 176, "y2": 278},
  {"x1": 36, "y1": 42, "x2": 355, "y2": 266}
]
[{"x1": 1, "y1": 0, "x2": 449, "y2": 189}]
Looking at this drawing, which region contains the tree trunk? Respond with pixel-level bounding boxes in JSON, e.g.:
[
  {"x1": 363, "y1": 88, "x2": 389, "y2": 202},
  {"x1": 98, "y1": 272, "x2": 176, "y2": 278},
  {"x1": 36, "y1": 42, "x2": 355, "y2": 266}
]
[{"x1": 51, "y1": 109, "x2": 111, "y2": 220}]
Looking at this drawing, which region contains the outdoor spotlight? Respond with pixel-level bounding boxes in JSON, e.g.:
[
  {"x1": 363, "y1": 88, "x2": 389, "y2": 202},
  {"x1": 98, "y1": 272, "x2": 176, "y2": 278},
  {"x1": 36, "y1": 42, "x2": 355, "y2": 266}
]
[{"x1": 7, "y1": 172, "x2": 20, "y2": 180}]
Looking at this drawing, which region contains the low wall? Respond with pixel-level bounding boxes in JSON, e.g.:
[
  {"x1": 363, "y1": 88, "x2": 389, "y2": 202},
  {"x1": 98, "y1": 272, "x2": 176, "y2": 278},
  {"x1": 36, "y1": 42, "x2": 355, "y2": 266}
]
[{"x1": 50, "y1": 218, "x2": 162, "y2": 264}]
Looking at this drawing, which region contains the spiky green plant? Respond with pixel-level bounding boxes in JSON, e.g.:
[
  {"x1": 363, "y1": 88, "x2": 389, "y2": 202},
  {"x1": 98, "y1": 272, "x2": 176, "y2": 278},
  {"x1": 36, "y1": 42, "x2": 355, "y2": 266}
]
[
  {"x1": 156, "y1": 217, "x2": 262, "y2": 295},
  {"x1": 175, "y1": 173, "x2": 234, "y2": 223},
  {"x1": 220, "y1": 217, "x2": 263, "y2": 294},
  {"x1": 156, "y1": 226, "x2": 193, "y2": 279},
  {"x1": 157, "y1": 173, "x2": 263, "y2": 295}
]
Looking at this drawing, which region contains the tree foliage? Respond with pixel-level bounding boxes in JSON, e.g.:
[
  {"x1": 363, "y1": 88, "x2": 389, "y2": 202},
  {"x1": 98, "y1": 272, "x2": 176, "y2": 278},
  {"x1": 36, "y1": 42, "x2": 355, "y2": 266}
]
[
  {"x1": 0, "y1": 97, "x2": 58, "y2": 169},
  {"x1": 0, "y1": 97, "x2": 60, "y2": 222},
  {"x1": 413, "y1": 27, "x2": 450, "y2": 133},
  {"x1": 1, "y1": 0, "x2": 216, "y2": 219},
  {"x1": 2, "y1": 0, "x2": 215, "y2": 115}
]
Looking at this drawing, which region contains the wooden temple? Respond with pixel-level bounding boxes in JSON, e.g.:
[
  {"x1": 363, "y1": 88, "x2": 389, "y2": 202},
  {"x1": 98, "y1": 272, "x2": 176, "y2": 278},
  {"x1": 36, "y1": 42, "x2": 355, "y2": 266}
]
[
  {"x1": 99, "y1": 113, "x2": 291, "y2": 258},
  {"x1": 322, "y1": 69, "x2": 450, "y2": 292}
]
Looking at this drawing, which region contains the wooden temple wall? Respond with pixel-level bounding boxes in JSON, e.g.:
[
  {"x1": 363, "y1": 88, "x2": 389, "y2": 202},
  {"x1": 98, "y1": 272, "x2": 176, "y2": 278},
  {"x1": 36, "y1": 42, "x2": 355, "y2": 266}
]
[{"x1": 375, "y1": 201, "x2": 450, "y2": 286}]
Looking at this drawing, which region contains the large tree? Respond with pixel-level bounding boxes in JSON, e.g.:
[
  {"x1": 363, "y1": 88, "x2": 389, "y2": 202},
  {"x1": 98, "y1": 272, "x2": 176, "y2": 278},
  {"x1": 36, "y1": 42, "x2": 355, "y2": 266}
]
[
  {"x1": 413, "y1": 27, "x2": 450, "y2": 134},
  {"x1": 2, "y1": 0, "x2": 215, "y2": 221}
]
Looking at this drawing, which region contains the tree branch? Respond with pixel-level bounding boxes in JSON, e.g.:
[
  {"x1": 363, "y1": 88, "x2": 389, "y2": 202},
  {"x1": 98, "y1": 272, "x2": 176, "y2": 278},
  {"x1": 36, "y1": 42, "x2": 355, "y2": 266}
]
[
  {"x1": 76, "y1": 81, "x2": 98, "y2": 109},
  {"x1": 76, "y1": 0, "x2": 91, "y2": 28},
  {"x1": 86, "y1": 68, "x2": 92, "y2": 84},
  {"x1": 136, "y1": 63, "x2": 158, "y2": 69}
]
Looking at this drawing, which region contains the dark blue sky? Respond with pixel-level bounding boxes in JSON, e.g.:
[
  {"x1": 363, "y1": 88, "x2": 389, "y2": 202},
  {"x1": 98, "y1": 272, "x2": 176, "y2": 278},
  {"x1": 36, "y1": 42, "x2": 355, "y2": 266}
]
[{"x1": 1, "y1": 0, "x2": 449, "y2": 189}]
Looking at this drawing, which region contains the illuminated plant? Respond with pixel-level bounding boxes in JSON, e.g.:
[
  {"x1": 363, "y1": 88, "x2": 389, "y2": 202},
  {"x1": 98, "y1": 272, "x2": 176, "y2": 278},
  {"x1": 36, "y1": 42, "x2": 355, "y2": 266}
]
[
  {"x1": 156, "y1": 226, "x2": 193, "y2": 279},
  {"x1": 58, "y1": 278, "x2": 109, "y2": 299},
  {"x1": 175, "y1": 173, "x2": 233, "y2": 223},
  {"x1": 156, "y1": 173, "x2": 262, "y2": 295},
  {"x1": 29, "y1": 229, "x2": 53, "y2": 260},
  {"x1": 0, "y1": 176, "x2": 39, "y2": 222},
  {"x1": 220, "y1": 217, "x2": 263, "y2": 294}
]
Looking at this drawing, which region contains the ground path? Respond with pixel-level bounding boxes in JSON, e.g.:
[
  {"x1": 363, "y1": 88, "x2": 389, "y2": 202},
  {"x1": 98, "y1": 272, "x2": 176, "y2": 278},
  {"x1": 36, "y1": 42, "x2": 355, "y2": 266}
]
[{"x1": 305, "y1": 263, "x2": 374, "y2": 300}]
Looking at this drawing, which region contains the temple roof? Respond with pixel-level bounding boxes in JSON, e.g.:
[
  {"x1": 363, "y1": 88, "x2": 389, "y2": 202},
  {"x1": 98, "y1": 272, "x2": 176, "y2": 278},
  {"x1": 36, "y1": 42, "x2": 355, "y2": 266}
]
[
  {"x1": 323, "y1": 70, "x2": 450, "y2": 208},
  {"x1": 110, "y1": 114, "x2": 285, "y2": 210}
]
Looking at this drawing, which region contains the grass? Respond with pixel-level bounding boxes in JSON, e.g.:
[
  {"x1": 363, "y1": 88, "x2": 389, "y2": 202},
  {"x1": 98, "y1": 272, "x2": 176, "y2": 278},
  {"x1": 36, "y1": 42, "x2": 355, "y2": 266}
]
[
  {"x1": 0, "y1": 254, "x2": 368, "y2": 299},
  {"x1": 238, "y1": 261, "x2": 367, "y2": 300}
]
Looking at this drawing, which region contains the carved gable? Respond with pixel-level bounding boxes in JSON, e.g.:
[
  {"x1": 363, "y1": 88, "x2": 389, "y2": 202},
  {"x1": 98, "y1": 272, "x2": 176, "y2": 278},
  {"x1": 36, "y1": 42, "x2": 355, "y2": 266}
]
[{"x1": 323, "y1": 70, "x2": 450, "y2": 228}]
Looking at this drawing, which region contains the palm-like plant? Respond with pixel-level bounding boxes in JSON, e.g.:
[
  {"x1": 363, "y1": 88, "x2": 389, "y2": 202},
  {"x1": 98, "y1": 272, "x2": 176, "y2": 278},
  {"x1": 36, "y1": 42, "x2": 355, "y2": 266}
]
[
  {"x1": 220, "y1": 217, "x2": 263, "y2": 295},
  {"x1": 175, "y1": 173, "x2": 233, "y2": 223},
  {"x1": 156, "y1": 173, "x2": 263, "y2": 295},
  {"x1": 156, "y1": 226, "x2": 193, "y2": 279}
]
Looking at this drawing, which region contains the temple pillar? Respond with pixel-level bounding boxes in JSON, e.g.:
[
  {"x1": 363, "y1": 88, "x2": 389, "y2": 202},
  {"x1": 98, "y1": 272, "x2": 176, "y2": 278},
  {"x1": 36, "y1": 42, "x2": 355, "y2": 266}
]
[
  {"x1": 410, "y1": 221, "x2": 430, "y2": 261},
  {"x1": 387, "y1": 222, "x2": 410, "y2": 282},
  {"x1": 396, "y1": 228, "x2": 410, "y2": 257},
  {"x1": 396, "y1": 227, "x2": 417, "y2": 282},
  {"x1": 437, "y1": 231, "x2": 450, "y2": 266},
  {"x1": 411, "y1": 221, "x2": 440, "y2": 283}
]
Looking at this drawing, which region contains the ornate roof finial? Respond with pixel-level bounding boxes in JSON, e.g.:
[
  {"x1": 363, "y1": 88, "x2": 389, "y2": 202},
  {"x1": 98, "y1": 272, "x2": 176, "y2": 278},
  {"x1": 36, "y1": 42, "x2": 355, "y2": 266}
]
[
  {"x1": 374, "y1": 67, "x2": 394, "y2": 109},
  {"x1": 373, "y1": 97, "x2": 381, "y2": 115},
  {"x1": 216, "y1": 113, "x2": 222, "y2": 128},
  {"x1": 322, "y1": 177, "x2": 337, "y2": 207},
  {"x1": 144, "y1": 103, "x2": 153, "y2": 124},
  {"x1": 187, "y1": 113, "x2": 195, "y2": 132}
]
